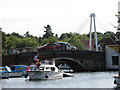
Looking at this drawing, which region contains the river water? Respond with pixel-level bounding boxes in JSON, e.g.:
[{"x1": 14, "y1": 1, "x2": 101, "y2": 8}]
[{"x1": 1, "y1": 71, "x2": 118, "y2": 88}]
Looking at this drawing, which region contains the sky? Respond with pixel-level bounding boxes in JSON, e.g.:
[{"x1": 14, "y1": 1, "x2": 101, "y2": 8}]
[{"x1": 0, "y1": 0, "x2": 120, "y2": 37}]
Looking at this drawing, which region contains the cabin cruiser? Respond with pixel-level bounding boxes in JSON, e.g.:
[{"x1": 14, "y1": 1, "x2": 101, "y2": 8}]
[
  {"x1": 0, "y1": 65, "x2": 27, "y2": 78},
  {"x1": 25, "y1": 63, "x2": 63, "y2": 80},
  {"x1": 9, "y1": 65, "x2": 27, "y2": 77}
]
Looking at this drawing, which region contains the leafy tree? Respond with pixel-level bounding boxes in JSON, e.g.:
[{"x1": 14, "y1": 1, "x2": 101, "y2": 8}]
[
  {"x1": 24, "y1": 31, "x2": 30, "y2": 37},
  {"x1": 41, "y1": 38, "x2": 49, "y2": 45},
  {"x1": 43, "y1": 25, "x2": 54, "y2": 39},
  {"x1": 59, "y1": 33, "x2": 69, "y2": 40},
  {"x1": 20, "y1": 37, "x2": 38, "y2": 47},
  {"x1": 103, "y1": 31, "x2": 115, "y2": 38},
  {"x1": 48, "y1": 36, "x2": 58, "y2": 43},
  {"x1": 77, "y1": 34, "x2": 89, "y2": 40},
  {"x1": 4, "y1": 35, "x2": 19, "y2": 49},
  {"x1": 70, "y1": 38, "x2": 83, "y2": 50},
  {"x1": 2, "y1": 31, "x2": 6, "y2": 49},
  {"x1": 11, "y1": 32, "x2": 23, "y2": 38},
  {"x1": 55, "y1": 34, "x2": 58, "y2": 39},
  {"x1": 38, "y1": 37, "x2": 42, "y2": 44}
]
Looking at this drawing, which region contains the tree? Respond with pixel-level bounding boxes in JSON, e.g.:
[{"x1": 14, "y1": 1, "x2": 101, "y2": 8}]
[
  {"x1": 43, "y1": 25, "x2": 54, "y2": 39},
  {"x1": 20, "y1": 37, "x2": 39, "y2": 47},
  {"x1": 24, "y1": 31, "x2": 30, "y2": 37},
  {"x1": 2, "y1": 31, "x2": 6, "y2": 49},
  {"x1": 48, "y1": 36, "x2": 58, "y2": 43},
  {"x1": 103, "y1": 31, "x2": 115, "y2": 38},
  {"x1": 87, "y1": 32, "x2": 104, "y2": 41},
  {"x1": 59, "y1": 33, "x2": 69, "y2": 40},
  {"x1": 38, "y1": 37, "x2": 42, "y2": 44},
  {"x1": 4, "y1": 35, "x2": 19, "y2": 49},
  {"x1": 70, "y1": 38, "x2": 83, "y2": 50},
  {"x1": 55, "y1": 34, "x2": 58, "y2": 39},
  {"x1": 11, "y1": 32, "x2": 23, "y2": 38}
]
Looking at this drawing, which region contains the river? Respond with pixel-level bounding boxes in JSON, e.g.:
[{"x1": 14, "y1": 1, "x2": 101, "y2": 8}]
[{"x1": 1, "y1": 71, "x2": 118, "y2": 88}]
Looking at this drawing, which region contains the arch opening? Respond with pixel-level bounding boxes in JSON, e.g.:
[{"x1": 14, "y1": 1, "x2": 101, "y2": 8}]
[{"x1": 54, "y1": 57, "x2": 86, "y2": 72}]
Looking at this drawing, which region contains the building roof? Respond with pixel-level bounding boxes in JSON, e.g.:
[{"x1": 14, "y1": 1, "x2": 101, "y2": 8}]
[{"x1": 107, "y1": 45, "x2": 120, "y2": 53}]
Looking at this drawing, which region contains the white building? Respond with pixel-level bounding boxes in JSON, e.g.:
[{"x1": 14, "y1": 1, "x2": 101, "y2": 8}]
[{"x1": 105, "y1": 45, "x2": 120, "y2": 70}]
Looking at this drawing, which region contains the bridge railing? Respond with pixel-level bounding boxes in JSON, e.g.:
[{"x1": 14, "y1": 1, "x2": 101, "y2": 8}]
[{"x1": 2, "y1": 47, "x2": 37, "y2": 55}]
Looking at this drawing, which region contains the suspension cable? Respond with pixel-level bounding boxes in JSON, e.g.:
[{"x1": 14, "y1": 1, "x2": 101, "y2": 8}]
[
  {"x1": 96, "y1": 16, "x2": 119, "y2": 41},
  {"x1": 96, "y1": 17, "x2": 118, "y2": 45},
  {"x1": 78, "y1": 17, "x2": 90, "y2": 34},
  {"x1": 76, "y1": 17, "x2": 90, "y2": 33},
  {"x1": 69, "y1": 17, "x2": 90, "y2": 43}
]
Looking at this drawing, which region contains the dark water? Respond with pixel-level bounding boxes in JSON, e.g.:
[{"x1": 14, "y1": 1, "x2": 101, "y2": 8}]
[{"x1": 1, "y1": 71, "x2": 118, "y2": 88}]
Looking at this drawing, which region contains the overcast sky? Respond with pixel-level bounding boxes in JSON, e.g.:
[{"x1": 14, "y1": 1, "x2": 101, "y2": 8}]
[{"x1": 0, "y1": 0, "x2": 120, "y2": 37}]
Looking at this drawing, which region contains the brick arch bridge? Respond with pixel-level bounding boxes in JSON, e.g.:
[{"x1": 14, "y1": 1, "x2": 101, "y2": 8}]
[
  {"x1": 54, "y1": 57, "x2": 86, "y2": 72},
  {"x1": 2, "y1": 50, "x2": 105, "y2": 72}
]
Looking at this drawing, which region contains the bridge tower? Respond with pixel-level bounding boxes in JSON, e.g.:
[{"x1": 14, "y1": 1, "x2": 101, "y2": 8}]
[{"x1": 89, "y1": 13, "x2": 98, "y2": 51}]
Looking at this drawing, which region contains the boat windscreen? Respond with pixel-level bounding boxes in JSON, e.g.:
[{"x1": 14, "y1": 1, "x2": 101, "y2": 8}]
[
  {"x1": 10, "y1": 66, "x2": 15, "y2": 71},
  {"x1": 39, "y1": 66, "x2": 44, "y2": 70}
]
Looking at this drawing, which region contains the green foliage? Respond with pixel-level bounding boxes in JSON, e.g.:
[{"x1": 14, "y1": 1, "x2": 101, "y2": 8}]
[
  {"x1": 4, "y1": 35, "x2": 19, "y2": 49},
  {"x1": 2, "y1": 31, "x2": 6, "y2": 49},
  {"x1": 41, "y1": 36, "x2": 58, "y2": 45},
  {"x1": 48, "y1": 36, "x2": 57, "y2": 43},
  {"x1": 59, "y1": 33, "x2": 70, "y2": 40},
  {"x1": 77, "y1": 34, "x2": 89, "y2": 40},
  {"x1": 103, "y1": 31, "x2": 115, "y2": 38},
  {"x1": 11, "y1": 32, "x2": 23, "y2": 38},
  {"x1": 2, "y1": 25, "x2": 116, "y2": 51},
  {"x1": 3, "y1": 35, "x2": 39, "y2": 49},
  {"x1": 20, "y1": 38, "x2": 38, "y2": 47},
  {"x1": 41, "y1": 38, "x2": 49, "y2": 45},
  {"x1": 43, "y1": 25, "x2": 54, "y2": 39},
  {"x1": 69, "y1": 34, "x2": 83, "y2": 50}
]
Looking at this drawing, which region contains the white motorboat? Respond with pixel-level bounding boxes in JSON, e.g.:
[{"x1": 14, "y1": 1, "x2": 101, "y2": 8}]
[
  {"x1": 25, "y1": 64, "x2": 63, "y2": 80},
  {"x1": 113, "y1": 74, "x2": 120, "y2": 87},
  {"x1": 63, "y1": 73, "x2": 73, "y2": 77}
]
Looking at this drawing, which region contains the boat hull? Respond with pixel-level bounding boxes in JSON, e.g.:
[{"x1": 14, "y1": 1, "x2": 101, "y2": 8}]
[
  {"x1": 113, "y1": 76, "x2": 120, "y2": 87},
  {"x1": 27, "y1": 71, "x2": 63, "y2": 80},
  {"x1": 0, "y1": 73, "x2": 9, "y2": 79},
  {"x1": 9, "y1": 72, "x2": 23, "y2": 78}
]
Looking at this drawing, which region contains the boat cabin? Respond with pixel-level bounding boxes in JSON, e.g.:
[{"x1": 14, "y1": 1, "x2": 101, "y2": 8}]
[
  {"x1": 39, "y1": 64, "x2": 59, "y2": 72},
  {"x1": 0, "y1": 67, "x2": 9, "y2": 73},
  {"x1": 10, "y1": 65, "x2": 27, "y2": 72},
  {"x1": 29, "y1": 64, "x2": 59, "y2": 72}
]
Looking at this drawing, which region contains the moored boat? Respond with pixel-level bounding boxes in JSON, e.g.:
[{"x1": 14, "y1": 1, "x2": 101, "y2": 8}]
[
  {"x1": 63, "y1": 73, "x2": 73, "y2": 77},
  {"x1": 25, "y1": 64, "x2": 63, "y2": 80},
  {"x1": 0, "y1": 66, "x2": 10, "y2": 78},
  {"x1": 113, "y1": 74, "x2": 120, "y2": 87},
  {"x1": 9, "y1": 65, "x2": 28, "y2": 77}
]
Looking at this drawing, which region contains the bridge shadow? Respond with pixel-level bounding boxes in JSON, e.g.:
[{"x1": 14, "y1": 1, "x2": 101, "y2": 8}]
[{"x1": 54, "y1": 57, "x2": 87, "y2": 72}]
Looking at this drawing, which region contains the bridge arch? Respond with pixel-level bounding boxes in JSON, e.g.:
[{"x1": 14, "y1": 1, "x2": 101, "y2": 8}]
[{"x1": 54, "y1": 57, "x2": 86, "y2": 72}]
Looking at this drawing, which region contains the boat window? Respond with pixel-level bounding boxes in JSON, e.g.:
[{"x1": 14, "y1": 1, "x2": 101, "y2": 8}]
[
  {"x1": 51, "y1": 67, "x2": 55, "y2": 71},
  {"x1": 46, "y1": 67, "x2": 51, "y2": 69},
  {"x1": 29, "y1": 67, "x2": 33, "y2": 71},
  {"x1": 10, "y1": 66, "x2": 15, "y2": 71},
  {"x1": 16, "y1": 67, "x2": 25, "y2": 71},
  {"x1": 29, "y1": 66, "x2": 36, "y2": 71},
  {"x1": 0, "y1": 68, "x2": 7, "y2": 71},
  {"x1": 39, "y1": 66, "x2": 44, "y2": 70}
]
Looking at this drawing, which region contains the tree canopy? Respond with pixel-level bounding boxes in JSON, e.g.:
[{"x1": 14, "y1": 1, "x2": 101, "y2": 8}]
[{"x1": 1, "y1": 25, "x2": 116, "y2": 51}]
